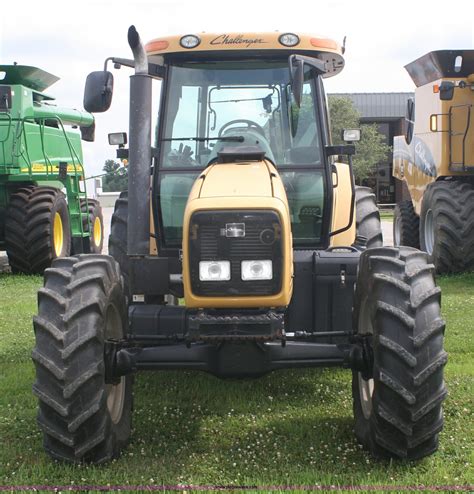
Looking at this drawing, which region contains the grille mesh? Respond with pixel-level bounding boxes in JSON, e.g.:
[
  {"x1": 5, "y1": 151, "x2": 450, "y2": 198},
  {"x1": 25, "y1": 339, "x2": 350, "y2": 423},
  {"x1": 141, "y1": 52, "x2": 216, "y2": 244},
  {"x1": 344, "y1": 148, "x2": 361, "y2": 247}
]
[{"x1": 189, "y1": 210, "x2": 283, "y2": 296}]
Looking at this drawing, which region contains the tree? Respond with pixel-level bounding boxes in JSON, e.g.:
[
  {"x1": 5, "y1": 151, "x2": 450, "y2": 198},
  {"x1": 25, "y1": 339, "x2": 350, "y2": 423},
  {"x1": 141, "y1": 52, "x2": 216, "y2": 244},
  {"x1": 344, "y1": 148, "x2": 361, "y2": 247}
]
[
  {"x1": 328, "y1": 96, "x2": 360, "y2": 146},
  {"x1": 102, "y1": 159, "x2": 128, "y2": 192},
  {"x1": 328, "y1": 96, "x2": 391, "y2": 183}
]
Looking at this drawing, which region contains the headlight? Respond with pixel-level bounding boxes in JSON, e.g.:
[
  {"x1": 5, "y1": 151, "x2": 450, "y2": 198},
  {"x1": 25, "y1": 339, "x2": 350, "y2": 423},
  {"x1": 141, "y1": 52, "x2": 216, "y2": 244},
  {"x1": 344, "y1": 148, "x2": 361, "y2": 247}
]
[
  {"x1": 199, "y1": 261, "x2": 231, "y2": 281},
  {"x1": 180, "y1": 34, "x2": 201, "y2": 49},
  {"x1": 241, "y1": 260, "x2": 273, "y2": 281},
  {"x1": 278, "y1": 33, "x2": 300, "y2": 47}
]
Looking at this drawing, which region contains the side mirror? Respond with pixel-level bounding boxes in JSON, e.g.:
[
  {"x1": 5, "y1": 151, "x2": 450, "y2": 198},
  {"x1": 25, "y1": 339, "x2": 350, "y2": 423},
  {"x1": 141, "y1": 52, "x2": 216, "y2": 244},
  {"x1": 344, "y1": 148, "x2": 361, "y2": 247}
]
[
  {"x1": 83, "y1": 71, "x2": 114, "y2": 113},
  {"x1": 289, "y1": 56, "x2": 304, "y2": 108},
  {"x1": 439, "y1": 81, "x2": 455, "y2": 101}
]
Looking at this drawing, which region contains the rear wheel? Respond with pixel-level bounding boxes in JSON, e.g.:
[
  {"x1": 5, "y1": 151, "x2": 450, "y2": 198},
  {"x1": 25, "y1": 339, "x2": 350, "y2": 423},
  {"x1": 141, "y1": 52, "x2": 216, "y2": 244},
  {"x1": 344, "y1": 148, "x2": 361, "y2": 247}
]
[
  {"x1": 81, "y1": 198, "x2": 104, "y2": 254},
  {"x1": 352, "y1": 246, "x2": 447, "y2": 459},
  {"x1": 109, "y1": 191, "x2": 129, "y2": 294},
  {"x1": 393, "y1": 200, "x2": 419, "y2": 248},
  {"x1": 420, "y1": 180, "x2": 474, "y2": 273},
  {"x1": 355, "y1": 186, "x2": 383, "y2": 248},
  {"x1": 5, "y1": 186, "x2": 71, "y2": 274},
  {"x1": 32, "y1": 254, "x2": 132, "y2": 463}
]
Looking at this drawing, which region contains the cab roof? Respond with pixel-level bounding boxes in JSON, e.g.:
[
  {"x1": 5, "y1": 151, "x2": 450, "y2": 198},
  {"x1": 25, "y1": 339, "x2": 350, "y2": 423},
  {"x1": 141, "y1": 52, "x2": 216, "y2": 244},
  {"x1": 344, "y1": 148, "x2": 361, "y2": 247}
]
[{"x1": 145, "y1": 32, "x2": 345, "y2": 77}]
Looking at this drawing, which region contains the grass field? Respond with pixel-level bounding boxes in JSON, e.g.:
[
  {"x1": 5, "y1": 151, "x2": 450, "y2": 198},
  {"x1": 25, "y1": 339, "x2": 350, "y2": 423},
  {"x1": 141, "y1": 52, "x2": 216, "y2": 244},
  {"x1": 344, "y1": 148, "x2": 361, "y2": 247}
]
[
  {"x1": 379, "y1": 211, "x2": 394, "y2": 221},
  {"x1": 0, "y1": 272, "x2": 473, "y2": 490}
]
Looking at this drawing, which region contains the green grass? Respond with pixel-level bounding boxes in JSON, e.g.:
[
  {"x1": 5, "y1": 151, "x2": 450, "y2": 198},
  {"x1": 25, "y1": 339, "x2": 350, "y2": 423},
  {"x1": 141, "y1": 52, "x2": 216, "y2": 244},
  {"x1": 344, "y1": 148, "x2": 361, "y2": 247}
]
[
  {"x1": 379, "y1": 211, "x2": 394, "y2": 221},
  {"x1": 0, "y1": 273, "x2": 473, "y2": 490}
]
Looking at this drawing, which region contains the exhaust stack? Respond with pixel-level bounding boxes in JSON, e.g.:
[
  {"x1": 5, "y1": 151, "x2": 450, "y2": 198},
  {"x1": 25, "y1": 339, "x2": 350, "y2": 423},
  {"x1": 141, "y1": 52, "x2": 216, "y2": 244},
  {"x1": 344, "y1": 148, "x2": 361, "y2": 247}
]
[{"x1": 127, "y1": 25, "x2": 152, "y2": 257}]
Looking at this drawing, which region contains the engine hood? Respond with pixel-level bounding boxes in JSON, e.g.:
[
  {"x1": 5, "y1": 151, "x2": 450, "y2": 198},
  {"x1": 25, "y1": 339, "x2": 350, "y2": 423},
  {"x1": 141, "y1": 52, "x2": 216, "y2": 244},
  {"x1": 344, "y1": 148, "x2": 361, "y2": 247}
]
[{"x1": 198, "y1": 161, "x2": 274, "y2": 199}]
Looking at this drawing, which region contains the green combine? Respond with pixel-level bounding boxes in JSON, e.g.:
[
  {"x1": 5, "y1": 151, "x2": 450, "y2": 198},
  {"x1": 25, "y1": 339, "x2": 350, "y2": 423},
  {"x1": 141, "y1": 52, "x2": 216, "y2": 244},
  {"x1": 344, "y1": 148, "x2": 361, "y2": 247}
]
[{"x1": 0, "y1": 64, "x2": 103, "y2": 273}]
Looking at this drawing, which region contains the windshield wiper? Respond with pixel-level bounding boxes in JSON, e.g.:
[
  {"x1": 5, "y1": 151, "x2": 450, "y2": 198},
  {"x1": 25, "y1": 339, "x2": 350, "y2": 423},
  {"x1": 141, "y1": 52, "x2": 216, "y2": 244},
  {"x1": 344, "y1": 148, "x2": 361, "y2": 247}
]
[{"x1": 160, "y1": 136, "x2": 244, "y2": 142}]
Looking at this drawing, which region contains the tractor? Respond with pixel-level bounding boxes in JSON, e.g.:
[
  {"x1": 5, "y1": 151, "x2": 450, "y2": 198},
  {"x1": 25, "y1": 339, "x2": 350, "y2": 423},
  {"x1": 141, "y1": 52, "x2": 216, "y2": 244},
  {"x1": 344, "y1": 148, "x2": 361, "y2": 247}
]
[
  {"x1": 393, "y1": 50, "x2": 474, "y2": 273},
  {"x1": 0, "y1": 64, "x2": 103, "y2": 273},
  {"x1": 32, "y1": 27, "x2": 447, "y2": 463}
]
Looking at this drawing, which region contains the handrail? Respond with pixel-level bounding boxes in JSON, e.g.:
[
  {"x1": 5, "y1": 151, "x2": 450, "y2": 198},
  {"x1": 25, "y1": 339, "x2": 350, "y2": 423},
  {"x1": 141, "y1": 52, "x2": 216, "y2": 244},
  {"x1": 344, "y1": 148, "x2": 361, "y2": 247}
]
[
  {"x1": 448, "y1": 103, "x2": 473, "y2": 170},
  {"x1": 15, "y1": 116, "x2": 84, "y2": 177},
  {"x1": 0, "y1": 111, "x2": 12, "y2": 143}
]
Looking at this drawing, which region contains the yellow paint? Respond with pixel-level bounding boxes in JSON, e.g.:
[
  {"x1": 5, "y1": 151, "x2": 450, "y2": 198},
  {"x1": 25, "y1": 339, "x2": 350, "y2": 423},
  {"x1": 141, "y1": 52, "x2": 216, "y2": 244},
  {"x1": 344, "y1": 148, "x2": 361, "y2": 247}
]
[
  {"x1": 53, "y1": 212, "x2": 64, "y2": 257},
  {"x1": 330, "y1": 162, "x2": 356, "y2": 247},
  {"x1": 20, "y1": 163, "x2": 84, "y2": 174},
  {"x1": 146, "y1": 32, "x2": 344, "y2": 77},
  {"x1": 182, "y1": 160, "x2": 293, "y2": 309},
  {"x1": 199, "y1": 163, "x2": 273, "y2": 198},
  {"x1": 393, "y1": 75, "x2": 474, "y2": 215},
  {"x1": 93, "y1": 216, "x2": 102, "y2": 247}
]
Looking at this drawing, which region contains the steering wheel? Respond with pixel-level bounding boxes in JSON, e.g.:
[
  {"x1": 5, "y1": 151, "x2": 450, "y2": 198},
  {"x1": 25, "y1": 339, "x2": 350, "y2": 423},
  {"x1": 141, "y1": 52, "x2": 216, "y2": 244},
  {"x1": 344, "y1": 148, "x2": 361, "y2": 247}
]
[{"x1": 218, "y1": 119, "x2": 266, "y2": 138}]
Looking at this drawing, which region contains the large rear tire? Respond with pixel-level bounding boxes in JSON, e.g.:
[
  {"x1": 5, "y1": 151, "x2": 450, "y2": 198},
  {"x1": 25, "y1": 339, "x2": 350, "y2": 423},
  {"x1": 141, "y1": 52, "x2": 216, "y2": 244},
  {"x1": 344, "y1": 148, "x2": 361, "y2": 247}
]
[
  {"x1": 32, "y1": 254, "x2": 132, "y2": 463},
  {"x1": 420, "y1": 180, "x2": 474, "y2": 273},
  {"x1": 352, "y1": 246, "x2": 447, "y2": 459},
  {"x1": 108, "y1": 191, "x2": 129, "y2": 294},
  {"x1": 5, "y1": 186, "x2": 71, "y2": 274},
  {"x1": 355, "y1": 186, "x2": 383, "y2": 248},
  {"x1": 393, "y1": 200, "x2": 420, "y2": 248}
]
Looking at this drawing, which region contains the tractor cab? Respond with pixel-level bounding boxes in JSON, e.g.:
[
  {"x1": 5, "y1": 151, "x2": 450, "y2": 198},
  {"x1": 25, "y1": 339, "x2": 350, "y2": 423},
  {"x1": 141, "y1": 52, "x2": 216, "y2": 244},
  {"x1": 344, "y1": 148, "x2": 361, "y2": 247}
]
[{"x1": 147, "y1": 33, "x2": 348, "y2": 256}]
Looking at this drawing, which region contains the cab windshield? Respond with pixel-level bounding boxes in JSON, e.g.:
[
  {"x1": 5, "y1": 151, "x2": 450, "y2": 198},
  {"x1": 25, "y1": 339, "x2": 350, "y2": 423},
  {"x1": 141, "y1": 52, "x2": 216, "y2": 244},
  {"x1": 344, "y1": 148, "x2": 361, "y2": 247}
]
[
  {"x1": 159, "y1": 60, "x2": 323, "y2": 167},
  {"x1": 157, "y1": 59, "x2": 327, "y2": 249}
]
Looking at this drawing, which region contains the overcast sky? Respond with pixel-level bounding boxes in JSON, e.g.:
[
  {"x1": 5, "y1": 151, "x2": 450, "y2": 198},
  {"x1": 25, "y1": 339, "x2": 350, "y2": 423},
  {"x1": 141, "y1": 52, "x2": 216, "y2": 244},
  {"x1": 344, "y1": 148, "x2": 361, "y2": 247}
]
[{"x1": 1, "y1": 0, "x2": 472, "y2": 178}]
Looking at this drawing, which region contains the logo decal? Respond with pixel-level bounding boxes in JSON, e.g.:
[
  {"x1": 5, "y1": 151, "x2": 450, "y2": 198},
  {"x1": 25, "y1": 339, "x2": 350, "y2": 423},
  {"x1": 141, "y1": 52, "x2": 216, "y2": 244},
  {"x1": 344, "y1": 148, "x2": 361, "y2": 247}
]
[
  {"x1": 413, "y1": 137, "x2": 436, "y2": 177},
  {"x1": 393, "y1": 137, "x2": 437, "y2": 178},
  {"x1": 210, "y1": 34, "x2": 267, "y2": 48}
]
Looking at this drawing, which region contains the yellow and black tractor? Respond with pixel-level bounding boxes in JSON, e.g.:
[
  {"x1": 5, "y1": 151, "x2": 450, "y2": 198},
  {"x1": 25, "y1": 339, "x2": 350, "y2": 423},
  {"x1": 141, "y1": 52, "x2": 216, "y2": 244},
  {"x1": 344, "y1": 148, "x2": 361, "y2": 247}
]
[
  {"x1": 32, "y1": 27, "x2": 447, "y2": 463},
  {"x1": 393, "y1": 50, "x2": 474, "y2": 273}
]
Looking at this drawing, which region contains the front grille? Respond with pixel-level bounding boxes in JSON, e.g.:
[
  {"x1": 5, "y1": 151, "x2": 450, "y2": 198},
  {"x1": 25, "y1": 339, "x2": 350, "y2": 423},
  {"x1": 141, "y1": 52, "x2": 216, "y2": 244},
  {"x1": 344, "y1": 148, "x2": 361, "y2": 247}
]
[{"x1": 189, "y1": 210, "x2": 283, "y2": 296}]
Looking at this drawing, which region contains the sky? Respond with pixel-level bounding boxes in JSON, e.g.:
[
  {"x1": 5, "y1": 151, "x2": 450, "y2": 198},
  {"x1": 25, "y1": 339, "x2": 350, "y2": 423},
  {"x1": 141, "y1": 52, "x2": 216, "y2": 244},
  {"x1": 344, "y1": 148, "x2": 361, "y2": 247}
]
[{"x1": 1, "y1": 0, "x2": 472, "y2": 178}]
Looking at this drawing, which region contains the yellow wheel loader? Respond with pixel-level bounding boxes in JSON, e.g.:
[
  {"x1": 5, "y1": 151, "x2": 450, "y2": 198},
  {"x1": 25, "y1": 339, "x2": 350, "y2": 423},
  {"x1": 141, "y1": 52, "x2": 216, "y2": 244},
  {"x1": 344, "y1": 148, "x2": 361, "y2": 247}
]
[
  {"x1": 393, "y1": 50, "x2": 474, "y2": 273},
  {"x1": 32, "y1": 28, "x2": 447, "y2": 463}
]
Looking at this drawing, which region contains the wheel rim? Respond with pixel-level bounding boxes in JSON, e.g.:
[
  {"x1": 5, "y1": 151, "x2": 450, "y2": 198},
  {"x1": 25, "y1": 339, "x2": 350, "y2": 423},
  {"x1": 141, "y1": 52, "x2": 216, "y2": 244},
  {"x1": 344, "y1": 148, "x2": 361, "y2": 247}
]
[
  {"x1": 53, "y1": 212, "x2": 64, "y2": 257},
  {"x1": 394, "y1": 215, "x2": 401, "y2": 246},
  {"x1": 93, "y1": 217, "x2": 102, "y2": 247},
  {"x1": 424, "y1": 208, "x2": 435, "y2": 255},
  {"x1": 105, "y1": 304, "x2": 125, "y2": 425},
  {"x1": 358, "y1": 296, "x2": 374, "y2": 420}
]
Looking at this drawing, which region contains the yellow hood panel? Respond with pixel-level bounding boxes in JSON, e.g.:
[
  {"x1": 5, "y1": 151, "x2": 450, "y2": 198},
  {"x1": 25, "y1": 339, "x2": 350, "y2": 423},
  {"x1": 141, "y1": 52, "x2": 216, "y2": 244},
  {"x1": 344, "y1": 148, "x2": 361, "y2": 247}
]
[{"x1": 199, "y1": 162, "x2": 273, "y2": 198}]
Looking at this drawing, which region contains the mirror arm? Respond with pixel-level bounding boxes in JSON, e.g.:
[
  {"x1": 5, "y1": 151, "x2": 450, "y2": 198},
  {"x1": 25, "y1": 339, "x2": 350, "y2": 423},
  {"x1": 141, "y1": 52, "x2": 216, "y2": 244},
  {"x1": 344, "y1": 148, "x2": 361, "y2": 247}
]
[{"x1": 103, "y1": 57, "x2": 165, "y2": 78}]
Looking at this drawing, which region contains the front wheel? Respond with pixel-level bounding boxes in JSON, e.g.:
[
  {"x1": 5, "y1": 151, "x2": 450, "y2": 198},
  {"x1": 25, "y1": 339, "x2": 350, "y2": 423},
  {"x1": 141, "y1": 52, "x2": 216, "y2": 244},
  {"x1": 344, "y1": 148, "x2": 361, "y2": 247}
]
[
  {"x1": 32, "y1": 254, "x2": 132, "y2": 463},
  {"x1": 352, "y1": 246, "x2": 447, "y2": 459},
  {"x1": 5, "y1": 186, "x2": 71, "y2": 273}
]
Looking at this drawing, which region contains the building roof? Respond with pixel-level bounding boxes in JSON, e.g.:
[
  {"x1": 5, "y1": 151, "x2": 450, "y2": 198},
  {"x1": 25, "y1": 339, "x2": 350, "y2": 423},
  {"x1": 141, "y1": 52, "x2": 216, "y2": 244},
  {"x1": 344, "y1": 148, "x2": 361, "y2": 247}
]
[{"x1": 330, "y1": 92, "x2": 414, "y2": 119}]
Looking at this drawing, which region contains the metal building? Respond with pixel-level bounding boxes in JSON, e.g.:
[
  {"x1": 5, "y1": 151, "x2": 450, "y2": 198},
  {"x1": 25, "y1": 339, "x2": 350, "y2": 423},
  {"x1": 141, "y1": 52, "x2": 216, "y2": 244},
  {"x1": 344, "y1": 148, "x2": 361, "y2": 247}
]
[{"x1": 331, "y1": 92, "x2": 414, "y2": 204}]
